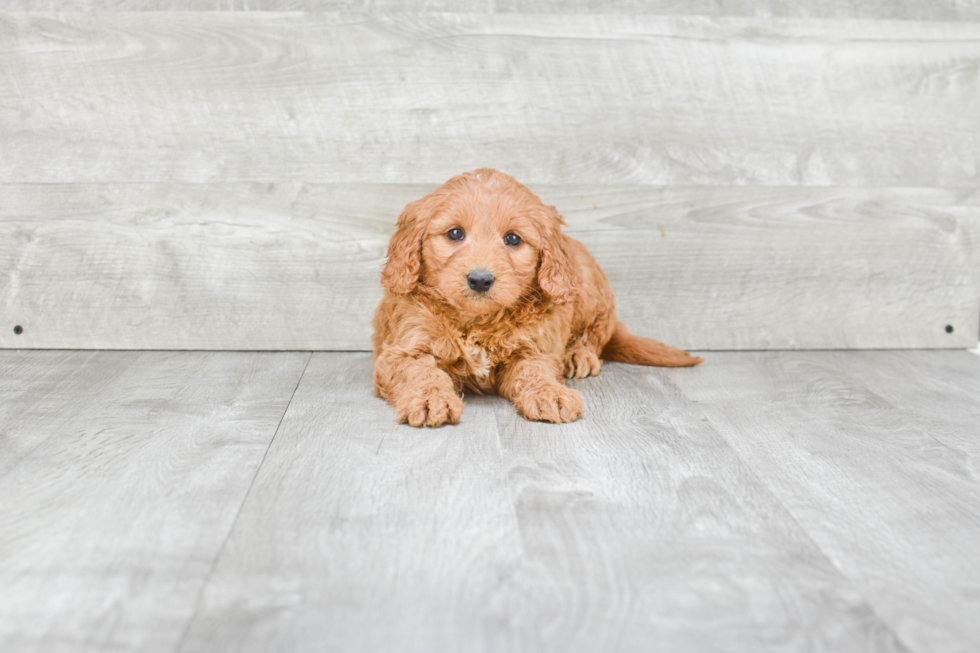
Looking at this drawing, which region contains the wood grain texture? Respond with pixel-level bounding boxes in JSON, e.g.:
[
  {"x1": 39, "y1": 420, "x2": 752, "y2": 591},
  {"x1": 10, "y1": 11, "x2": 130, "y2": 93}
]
[
  {"x1": 0, "y1": 351, "x2": 119, "y2": 477},
  {"x1": 177, "y1": 353, "x2": 532, "y2": 652},
  {"x1": 670, "y1": 351, "x2": 980, "y2": 653},
  {"x1": 805, "y1": 350, "x2": 980, "y2": 475},
  {"x1": 2, "y1": 12, "x2": 979, "y2": 187},
  {"x1": 6, "y1": 1, "x2": 980, "y2": 20},
  {"x1": 0, "y1": 182, "x2": 398, "y2": 351},
  {"x1": 178, "y1": 352, "x2": 908, "y2": 653},
  {"x1": 489, "y1": 362, "x2": 908, "y2": 653},
  {"x1": 2, "y1": 183, "x2": 976, "y2": 350},
  {"x1": 0, "y1": 350, "x2": 310, "y2": 653},
  {"x1": 3, "y1": 349, "x2": 978, "y2": 652}
]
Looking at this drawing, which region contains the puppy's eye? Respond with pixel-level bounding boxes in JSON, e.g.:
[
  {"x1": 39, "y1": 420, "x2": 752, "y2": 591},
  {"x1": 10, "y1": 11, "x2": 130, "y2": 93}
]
[
  {"x1": 447, "y1": 228, "x2": 465, "y2": 242},
  {"x1": 504, "y1": 233, "x2": 522, "y2": 247}
]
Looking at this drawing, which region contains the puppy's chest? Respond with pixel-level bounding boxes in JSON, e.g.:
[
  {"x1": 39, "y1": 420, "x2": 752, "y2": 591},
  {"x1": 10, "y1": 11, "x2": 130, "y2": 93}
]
[
  {"x1": 447, "y1": 331, "x2": 521, "y2": 390},
  {"x1": 464, "y1": 332, "x2": 505, "y2": 372}
]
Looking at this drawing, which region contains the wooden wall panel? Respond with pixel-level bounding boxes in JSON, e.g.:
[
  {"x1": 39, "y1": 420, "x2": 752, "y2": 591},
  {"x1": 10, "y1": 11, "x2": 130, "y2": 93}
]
[
  {"x1": 5, "y1": 1, "x2": 980, "y2": 20},
  {"x1": 2, "y1": 183, "x2": 976, "y2": 350},
  {"x1": 2, "y1": 13, "x2": 979, "y2": 187},
  {"x1": 1, "y1": 10, "x2": 977, "y2": 350}
]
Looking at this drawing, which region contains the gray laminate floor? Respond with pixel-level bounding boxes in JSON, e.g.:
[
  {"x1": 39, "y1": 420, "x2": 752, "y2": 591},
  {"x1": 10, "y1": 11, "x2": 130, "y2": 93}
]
[{"x1": 1, "y1": 349, "x2": 978, "y2": 653}]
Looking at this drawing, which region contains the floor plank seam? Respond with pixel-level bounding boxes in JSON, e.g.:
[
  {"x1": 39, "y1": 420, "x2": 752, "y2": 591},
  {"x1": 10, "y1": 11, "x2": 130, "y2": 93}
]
[
  {"x1": 687, "y1": 400, "x2": 918, "y2": 653},
  {"x1": 170, "y1": 351, "x2": 313, "y2": 653}
]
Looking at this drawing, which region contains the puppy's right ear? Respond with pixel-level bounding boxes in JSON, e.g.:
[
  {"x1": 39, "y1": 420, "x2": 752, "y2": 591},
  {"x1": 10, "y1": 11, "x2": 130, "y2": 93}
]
[{"x1": 380, "y1": 199, "x2": 427, "y2": 295}]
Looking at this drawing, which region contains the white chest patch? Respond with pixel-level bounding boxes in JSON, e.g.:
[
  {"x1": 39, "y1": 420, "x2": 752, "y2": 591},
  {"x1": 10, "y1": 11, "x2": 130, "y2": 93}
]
[{"x1": 468, "y1": 345, "x2": 492, "y2": 378}]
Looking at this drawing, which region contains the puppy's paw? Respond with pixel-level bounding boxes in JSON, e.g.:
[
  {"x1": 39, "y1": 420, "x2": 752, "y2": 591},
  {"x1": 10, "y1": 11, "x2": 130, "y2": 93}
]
[
  {"x1": 563, "y1": 347, "x2": 602, "y2": 379},
  {"x1": 397, "y1": 389, "x2": 464, "y2": 427},
  {"x1": 514, "y1": 385, "x2": 585, "y2": 423}
]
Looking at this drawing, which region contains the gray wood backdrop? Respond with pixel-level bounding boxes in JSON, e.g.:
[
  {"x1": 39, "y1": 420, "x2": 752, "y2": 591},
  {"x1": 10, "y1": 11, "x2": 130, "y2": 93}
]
[{"x1": 1, "y1": 3, "x2": 978, "y2": 350}]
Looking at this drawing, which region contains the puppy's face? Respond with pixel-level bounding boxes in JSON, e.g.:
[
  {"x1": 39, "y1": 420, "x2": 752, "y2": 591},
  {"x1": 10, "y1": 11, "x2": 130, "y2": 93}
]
[
  {"x1": 381, "y1": 168, "x2": 574, "y2": 311},
  {"x1": 419, "y1": 177, "x2": 545, "y2": 314}
]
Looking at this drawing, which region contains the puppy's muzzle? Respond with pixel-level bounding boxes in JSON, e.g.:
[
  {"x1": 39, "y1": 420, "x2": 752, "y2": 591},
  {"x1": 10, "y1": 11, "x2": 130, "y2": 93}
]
[{"x1": 467, "y1": 269, "x2": 495, "y2": 293}]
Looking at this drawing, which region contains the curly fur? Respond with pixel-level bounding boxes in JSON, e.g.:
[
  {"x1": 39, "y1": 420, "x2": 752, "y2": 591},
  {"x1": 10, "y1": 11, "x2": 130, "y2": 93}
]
[{"x1": 372, "y1": 168, "x2": 702, "y2": 426}]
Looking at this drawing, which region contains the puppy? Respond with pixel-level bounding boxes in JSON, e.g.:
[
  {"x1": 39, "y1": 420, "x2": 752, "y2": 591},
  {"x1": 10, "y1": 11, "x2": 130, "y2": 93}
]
[{"x1": 372, "y1": 168, "x2": 702, "y2": 427}]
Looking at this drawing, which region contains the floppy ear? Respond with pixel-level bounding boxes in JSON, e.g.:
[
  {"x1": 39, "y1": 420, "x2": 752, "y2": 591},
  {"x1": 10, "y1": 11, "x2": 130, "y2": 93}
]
[
  {"x1": 380, "y1": 199, "x2": 427, "y2": 295},
  {"x1": 537, "y1": 206, "x2": 576, "y2": 305}
]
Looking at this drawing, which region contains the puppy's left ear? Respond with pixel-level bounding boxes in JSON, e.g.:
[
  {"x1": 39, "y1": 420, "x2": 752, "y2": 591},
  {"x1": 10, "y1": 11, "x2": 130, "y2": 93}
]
[{"x1": 537, "y1": 206, "x2": 576, "y2": 305}]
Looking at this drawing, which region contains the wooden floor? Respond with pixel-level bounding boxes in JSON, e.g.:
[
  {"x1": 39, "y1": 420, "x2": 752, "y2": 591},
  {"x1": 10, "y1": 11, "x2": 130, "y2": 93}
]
[{"x1": 1, "y1": 349, "x2": 979, "y2": 653}]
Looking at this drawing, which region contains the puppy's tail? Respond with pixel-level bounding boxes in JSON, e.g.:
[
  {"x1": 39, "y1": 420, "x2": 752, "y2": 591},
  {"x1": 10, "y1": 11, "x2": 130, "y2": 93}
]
[{"x1": 601, "y1": 321, "x2": 703, "y2": 367}]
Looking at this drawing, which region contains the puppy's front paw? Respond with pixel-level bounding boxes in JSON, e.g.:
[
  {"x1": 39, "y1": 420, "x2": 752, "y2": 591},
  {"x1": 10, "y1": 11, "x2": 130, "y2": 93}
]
[
  {"x1": 397, "y1": 389, "x2": 464, "y2": 427},
  {"x1": 563, "y1": 347, "x2": 602, "y2": 379},
  {"x1": 514, "y1": 385, "x2": 585, "y2": 423}
]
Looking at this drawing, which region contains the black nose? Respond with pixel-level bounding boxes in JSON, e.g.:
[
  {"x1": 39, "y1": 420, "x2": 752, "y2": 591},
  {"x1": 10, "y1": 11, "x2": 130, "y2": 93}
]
[{"x1": 467, "y1": 269, "x2": 495, "y2": 293}]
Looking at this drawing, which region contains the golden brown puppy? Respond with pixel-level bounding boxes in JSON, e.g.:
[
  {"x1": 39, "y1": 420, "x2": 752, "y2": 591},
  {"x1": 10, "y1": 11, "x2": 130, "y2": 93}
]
[{"x1": 373, "y1": 168, "x2": 701, "y2": 427}]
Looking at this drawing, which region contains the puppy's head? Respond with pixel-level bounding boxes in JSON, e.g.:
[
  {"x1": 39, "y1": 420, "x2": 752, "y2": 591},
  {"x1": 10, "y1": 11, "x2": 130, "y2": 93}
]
[{"x1": 381, "y1": 168, "x2": 574, "y2": 313}]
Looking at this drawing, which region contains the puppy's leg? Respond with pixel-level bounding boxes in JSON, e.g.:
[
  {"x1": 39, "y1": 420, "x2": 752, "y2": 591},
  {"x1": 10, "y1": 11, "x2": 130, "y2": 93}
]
[
  {"x1": 499, "y1": 356, "x2": 585, "y2": 423},
  {"x1": 563, "y1": 316, "x2": 614, "y2": 379},
  {"x1": 375, "y1": 351, "x2": 463, "y2": 427},
  {"x1": 563, "y1": 342, "x2": 602, "y2": 379}
]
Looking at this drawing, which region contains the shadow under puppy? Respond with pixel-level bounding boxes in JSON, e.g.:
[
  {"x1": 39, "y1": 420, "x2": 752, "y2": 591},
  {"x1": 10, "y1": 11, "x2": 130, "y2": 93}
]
[{"x1": 373, "y1": 168, "x2": 701, "y2": 427}]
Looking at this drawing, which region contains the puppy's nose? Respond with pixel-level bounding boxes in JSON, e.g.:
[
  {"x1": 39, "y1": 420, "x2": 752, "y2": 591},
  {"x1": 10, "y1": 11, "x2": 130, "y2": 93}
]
[{"x1": 467, "y1": 269, "x2": 495, "y2": 293}]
